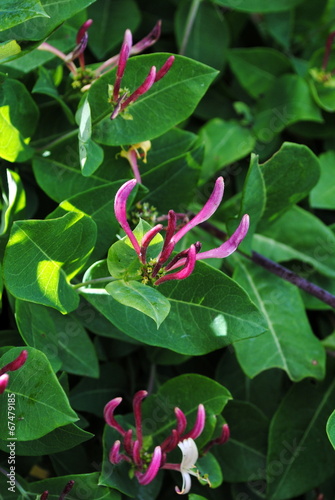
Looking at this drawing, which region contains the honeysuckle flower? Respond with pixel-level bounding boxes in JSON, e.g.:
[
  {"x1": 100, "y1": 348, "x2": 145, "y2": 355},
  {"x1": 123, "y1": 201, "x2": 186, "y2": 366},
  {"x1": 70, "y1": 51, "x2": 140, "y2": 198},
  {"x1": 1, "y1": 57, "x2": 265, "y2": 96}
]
[
  {"x1": 119, "y1": 141, "x2": 151, "y2": 183},
  {"x1": 0, "y1": 350, "x2": 28, "y2": 394},
  {"x1": 40, "y1": 480, "x2": 75, "y2": 499},
  {"x1": 104, "y1": 391, "x2": 229, "y2": 494},
  {"x1": 113, "y1": 177, "x2": 249, "y2": 285}
]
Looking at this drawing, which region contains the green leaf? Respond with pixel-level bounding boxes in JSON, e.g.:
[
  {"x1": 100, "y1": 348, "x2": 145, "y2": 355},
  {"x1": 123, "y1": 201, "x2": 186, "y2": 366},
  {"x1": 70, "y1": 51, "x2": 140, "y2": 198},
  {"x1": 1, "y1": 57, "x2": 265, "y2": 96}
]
[
  {"x1": 81, "y1": 261, "x2": 266, "y2": 355},
  {"x1": 254, "y1": 205, "x2": 335, "y2": 278},
  {"x1": 87, "y1": 0, "x2": 141, "y2": 59},
  {"x1": 267, "y1": 369, "x2": 335, "y2": 499},
  {"x1": 0, "y1": 347, "x2": 78, "y2": 440},
  {"x1": 0, "y1": 0, "x2": 48, "y2": 32},
  {"x1": 0, "y1": 423, "x2": 93, "y2": 455},
  {"x1": 253, "y1": 75, "x2": 323, "y2": 140},
  {"x1": 259, "y1": 142, "x2": 320, "y2": 223},
  {"x1": 214, "y1": 400, "x2": 269, "y2": 482},
  {"x1": 210, "y1": 0, "x2": 304, "y2": 12},
  {"x1": 0, "y1": 40, "x2": 21, "y2": 62},
  {"x1": 89, "y1": 53, "x2": 219, "y2": 146},
  {"x1": 310, "y1": 151, "x2": 335, "y2": 209},
  {"x1": 175, "y1": 0, "x2": 230, "y2": 70},
  {"x1": 3, "y1": 211, "x2": 97, "y2": 313},
  {"x1": 228, "y1": 48, "x2": 292, "y2": 99},
  {"x1": 233, "y1": 259, "x2": 326, "y2": 381},
  {"x1": 77, "y1": 96, "x2": 104, "y2": 176},
  {"x1": 15, "y1": 300, "x2": 99, "y2": 377},
  {"x1": 199, "y1": 118, "x2": 255, "y2": 183},
  {"x1": 0, "y1": 169, "x2": 26, "y2": 238},
  {"x1": 30, "y1": 472, "x2": 120, "y2": 500},
  {"x1": 327, "y1": 409, "x2": 335, "y2": 450},
  {"x1": 262, "y1": 11, "x2": 293, "y2": 50},
  {"x1": 106, "y1": 280, "x2": 171, "y2": 328}
]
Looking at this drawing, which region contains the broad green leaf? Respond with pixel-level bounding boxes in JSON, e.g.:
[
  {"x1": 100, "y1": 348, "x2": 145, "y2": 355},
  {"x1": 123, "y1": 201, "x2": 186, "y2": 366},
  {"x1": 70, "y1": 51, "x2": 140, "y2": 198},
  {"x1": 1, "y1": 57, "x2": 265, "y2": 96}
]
[
  {"x1": 263, "y1": 11, "x2": 293, "y2": 50},
  {"x1": 77, "y1": 97, "x2": 104, "y2": 176},
  {"x1": 253, "y1": 75, "x2": 323, "y2": 140},
  {"x1": 0, "y1": 40, "x2": 21, "y2": 62},
  {"x1": 0, "y1": 169, "x2": 26, "y2": 237},
  {"x1": 259, "y1": 142, "x2": 320, "y2": 223},
  {"x1": 228, "y1": 48, "x2": 292, "y2": 99},
  {"x1": 3, "y1": 211, "x2": 97, "y2": 313},
  {"x1": 106, "y1": 280, "x2": 171, "y2": 328},
  {"x1": 0, "y1": 77, "x2": 38, "y2": 161},
  {"x1": 210, "y1": 0, "x2": 304, "y2": 12},
  {"x1": 81, "y1": 260, "x2": 266, "y2": 355},
  {"x1": 87, "y1": 0, "x2": 141, "y2": 59},
  {"x1": 70, "y1": 362, "x2": 127, "y2": 417},
  {"x1": 327, "y1": 409, "x2": 335, "y2": 450},
  {"x1": 267, "y1": 370, "x2": 335, "y2": 499},
  {"x1": 197, "y1": 452, "x2": 223, "y2": 488},
  {"x1": 0, "y1": 423, "x2": 93, "y2": 455},
  {"x1": 233, "y1": 260, "x2": 325, "y2": 381},
  {"x1": 15, "y1": 300, "x2": 99, "y2": 377},
  {"x1": 30, "y1": 472, "x2": 120, "y2": 500},
  {"x1": 310, "y1": 151, "x2": 335, "y2": 209},
  {"x1": 254, "y1": 206, "x2": 335, "y2": 278},
  {"x1": 175, "y1": 0, "x2": 230, "y2": 70},
  {"x1": 0, "y1": 0, "x2": 96, "y2": 42},
  {"x1": 0, "y1": 0, "x2": 48, "y2": 32},
  {"x1": 199, "y1": 118, "x2": 255, "y2": 183},
  {"x1": 189, "y1": 495, "x2": 209, "y2": 500},
  {"x1": 89, "y1": 54, "x2": 218, "y2": 146},
  {"x1": 49, "y1": 181, "x2": 124, "y2": 262},
  {"x1": 214, "y1": 400, "x2": 269, "y2": 482},
  {"x1": 32, "y1": 66, "x2": 74, "y2": 123},
  {"x1": 141, "y1": 145, "x2": 202, "y2": 213},
  {"x1": 0, "y1": 347, "x2": 78, "y2": 440}
]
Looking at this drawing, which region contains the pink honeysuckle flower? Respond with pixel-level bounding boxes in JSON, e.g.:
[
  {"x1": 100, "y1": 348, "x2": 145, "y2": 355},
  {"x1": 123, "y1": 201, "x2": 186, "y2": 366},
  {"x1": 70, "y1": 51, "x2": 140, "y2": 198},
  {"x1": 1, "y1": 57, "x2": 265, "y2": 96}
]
[
  {"x1": 104, "y1": 391, "x2": 227, "y2": 494},
  {"x1": 40, "y1": 480, "x2": 75, "y2": 500},
  {"x1": 113, "y1": 177, "x2": 249, "y2": 285},
  {"x1": 0, "y1": 350, "x2": 28, "y2": 394}
]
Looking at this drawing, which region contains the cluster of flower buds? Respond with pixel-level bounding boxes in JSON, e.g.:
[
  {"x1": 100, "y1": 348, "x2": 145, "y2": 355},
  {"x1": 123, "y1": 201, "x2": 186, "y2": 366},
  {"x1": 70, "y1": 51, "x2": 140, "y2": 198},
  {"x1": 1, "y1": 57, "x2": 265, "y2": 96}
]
[
  {"x1": 104, "y1": 391, "x2": 230, "y2": 495},
  {"x1": 114, "y1": 177, "x2": 249, "y2": 285},
  {"x1": 37, "y1": 19, "x2": 173, "y2": 95},
  {"x1": 40, "y1": 480, "x2": 75, "y2": 500},
  {"x1": 0, "y1": 350, "x2": 28, "y2": 394}
]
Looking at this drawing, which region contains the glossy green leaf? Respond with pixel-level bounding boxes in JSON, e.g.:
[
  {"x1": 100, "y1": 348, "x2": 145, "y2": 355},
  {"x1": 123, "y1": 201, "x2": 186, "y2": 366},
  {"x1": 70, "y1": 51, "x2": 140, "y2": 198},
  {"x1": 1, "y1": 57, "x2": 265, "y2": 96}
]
[
  {"x1": 30, "y1": 472, "x2": 120, "y2": 499},
  {"x1": 233, "y1": 260, "x2": 325, "y2": 381},
  {"x1": 197, "y1": 452, "x2": 223, "y2": 488},
  {"x1": 310, "y1": 151, "x2": 335, "y2": 209},
  {"x1": 228, "y1": 48, "x2": 292, "y2": 99},
  {"x1": 87, "y1": 0, "x2": 141, "y2": 59},
  {"x1": 0, "y1": 40, "x2": 21, "y2": 62},
  {"x1": 253, "y1": 75, "x2": 323, "y2": 141},
  {"x1": 77, "y1": 96, "x2": 104, "y2": 176},
  {"x1": 0, "y1": 0, "x2": 96, "y2": 42},
  {"x1": 89, "y1": 53, "x2": 218, "y2": 146},
  {"x1": 327, "y1": 409, "x2": 335, "y2": 450},
  {"x1": 15, "y1": 300, "x2": 99, "y2": 377},
  {"x1": 210, "y1": 0, "x2": 304, "y2": 12},
  {"x1": 0, "y1": 0, "x2": 48, "y2": 32},
  {"x1": 214, "y1": 400, "x2": 269, "y2": 482},
  {"x1": 255, "y1": 206, "x2": 335, "y2": 278},
  {"x1": 199, "y1": 118, "x2": 255, "y2": 183},
  {"x1": 267, "y1": 370, "x2": 335, "y2": 499},
  {"x1": 0, "y1": 169, "x2": 26, "y2": 237},
  {"x1": 0, "y1": 423, "x2": 93, "y2": 455},
  {"x1": 175, "y1": 0, "x2": 230, "y2": 70},
  {"x1": 106, "y1": 279, "x2": 171, "y2": 328},
  {"x1": 3, "y1": 211, "x2": 96, "y2": 313},
  {"x1": 81, "y1": 260, "x2": 266, "y2": 355},
  {"x1": 259, "y1": 142, "x2": 320, "y2": 223},
  {"x1": 263, "y1": 11, "x2": 293, "y2": 50},
  {"x1": 0, "y1": 347, "x2": 78, "y2": 440}
]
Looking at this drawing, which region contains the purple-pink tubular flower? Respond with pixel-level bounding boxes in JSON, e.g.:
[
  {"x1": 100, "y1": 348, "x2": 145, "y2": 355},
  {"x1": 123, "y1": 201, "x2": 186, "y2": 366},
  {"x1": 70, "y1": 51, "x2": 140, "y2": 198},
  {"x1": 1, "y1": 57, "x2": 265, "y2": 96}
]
[
  {"x1": 41, "y1": 480, "x2": 75, "y2": 500},
  {"x1": 0, "y1": 350, "x2": 28, "y2": 395},
  {"x1": 104, "y1": 391, "x2": 230, "y2": 493},
  {"x1": 113, "y1": 177, "x2": 249, "y2": 285}
]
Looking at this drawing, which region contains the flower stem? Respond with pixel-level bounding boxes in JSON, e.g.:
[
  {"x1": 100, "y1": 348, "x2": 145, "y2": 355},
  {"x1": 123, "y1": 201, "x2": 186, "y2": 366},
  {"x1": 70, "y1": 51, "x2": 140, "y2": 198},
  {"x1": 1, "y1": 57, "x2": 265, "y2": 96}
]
[
  {"x1": 179, "y1": 0, "x2": 201, "y2": 55},
  {"x1": 72, "y1": 277, "x2": 117, "y2": 289},
  {"x1": 199, "y1": 221, "x2": 335, "y2": 309}
]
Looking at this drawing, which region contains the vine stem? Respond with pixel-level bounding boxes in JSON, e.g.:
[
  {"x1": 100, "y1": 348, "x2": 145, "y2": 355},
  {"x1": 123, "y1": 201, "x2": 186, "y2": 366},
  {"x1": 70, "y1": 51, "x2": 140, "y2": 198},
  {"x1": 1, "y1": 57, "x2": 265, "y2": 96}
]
[
  {"x1": 179, "y1": 0, "x2": 202, "y2": 55},
  {"x1": 199, "y1": 221, "x2": 335, "y2": 309}
]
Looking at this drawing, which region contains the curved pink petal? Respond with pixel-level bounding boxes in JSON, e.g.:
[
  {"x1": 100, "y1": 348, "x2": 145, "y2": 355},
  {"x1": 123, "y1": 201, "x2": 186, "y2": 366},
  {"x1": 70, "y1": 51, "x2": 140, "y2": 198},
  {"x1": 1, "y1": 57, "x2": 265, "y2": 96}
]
[
  {"x1": 133, "y1": 390, "x2": 148, "y2": 448},
  {"x1": 196, "y1": 214, "x2": 249, "y2": 260},
  {"x1": 121, "y1": 66, "x2": 157, "y2": 110},
  {"x1": 113, "y1": 29, "x2": 132, "y2": 101},
  {"x1": 0, "y1": 373, "x2": 9, "y2": 394},
  {"x1": 0, "y1": 350, "x2": 28, "y2": 375},
  {"x1": 140, "y1": 224, "x2": 164, "y2": 264},
  {"x1": 104, "y1": 398, "x2": 126, "y2": 436},
  {"x1": 114, "y1": 180, "x2": 141, "y2": 255},
  {"x1": 135, "y1": 446, "x2": 162, "y2": 485},
  {"x1": 155, "y1": 244, "x2": 196, "y2": 285},
  {"x1": 172, "y1": 177, "x2": 224, "y2": 244},
  {"x1": 155, "y1": 56, "x2": 175, "y2": 82},
  {"x1": 182, "y1": 404, "x2": 205, "y2": 440}
]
